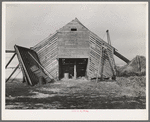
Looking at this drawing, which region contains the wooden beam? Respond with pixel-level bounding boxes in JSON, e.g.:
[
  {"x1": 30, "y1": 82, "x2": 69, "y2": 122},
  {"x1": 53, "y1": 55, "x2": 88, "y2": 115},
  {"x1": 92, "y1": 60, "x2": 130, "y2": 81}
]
[
  {"x1": 10, "y1": 69, "x2": 21, "y2": 82},
  {"x1": 6, "y1": 64, "x2": 19, "y2": 82},
  {"x1": 114, "y1": 49, "x2": 130, "y2": 63},
  {"x1": 14, "y1": 45, "x2": 33, "y2": 85},
  {"x1": 5, "y1": 53, "x2": 16, "y2": 68},
  {"x1": 106, "y1": 49, "x2": 115, "y2": 77},
  {"x1": 6, "y1": 50, "x2": 15, "y2": 53}
]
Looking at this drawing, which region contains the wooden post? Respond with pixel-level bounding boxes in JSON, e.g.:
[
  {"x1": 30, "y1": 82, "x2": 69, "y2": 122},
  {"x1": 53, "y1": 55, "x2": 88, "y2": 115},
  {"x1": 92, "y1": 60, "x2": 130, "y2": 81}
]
[
  {"x1": 86, "y1": 58, "x2": 90, "y2": 80},
  {"x1": 106, "y1": 30, "x2": 111, "y2": 45},
  {"x1": 5, "y1": 53, "x2": 16, "y2": 68},
  {"x1": 23, "y1": 76, "x2": 26, "y2": 83},
  {"x1": 100, "y1": 48, "x2": 104, "y2": 81},
  {"x1": 96, "y1": 56, "x2": 101, "y2": 83},
  {"x1": 6, "y1": 64, "x2": 19, "y2": 82},
  {"x1": 74, "y1": 62, "x2": 77, "y2": 79},
  {"x1": 106, "y1": 49, "x2": 116, "y2": 80}
]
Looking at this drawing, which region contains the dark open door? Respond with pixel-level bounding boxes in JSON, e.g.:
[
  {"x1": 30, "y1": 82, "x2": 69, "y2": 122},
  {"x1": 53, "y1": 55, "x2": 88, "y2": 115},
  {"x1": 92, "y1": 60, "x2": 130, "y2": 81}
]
[{"x1": 59, "y1": 58, "x2": 88, "y2": 80}]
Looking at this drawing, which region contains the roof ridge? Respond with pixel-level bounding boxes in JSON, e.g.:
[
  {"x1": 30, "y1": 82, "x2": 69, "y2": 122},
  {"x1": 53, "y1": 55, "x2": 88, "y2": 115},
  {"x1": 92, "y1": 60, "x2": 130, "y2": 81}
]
[{"x1": 57, "y1": 18, "x2": 90, "y2": 32}]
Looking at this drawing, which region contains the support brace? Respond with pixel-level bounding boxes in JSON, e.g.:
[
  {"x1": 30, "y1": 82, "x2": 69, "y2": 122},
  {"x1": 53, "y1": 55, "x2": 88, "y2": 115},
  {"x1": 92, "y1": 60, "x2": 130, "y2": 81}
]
[
  {"x1": 5, "y1": 53, "x2": 16, "y2": 68},
  {"x1": 6, "y1": 64, "x2": 19, "y2": 82},
  {"x1": 100, "y1": 48, "x2": 105, "y2": 81},
  {"x1": 28, "y1": 52, "x2": 56, "y2": 82}
]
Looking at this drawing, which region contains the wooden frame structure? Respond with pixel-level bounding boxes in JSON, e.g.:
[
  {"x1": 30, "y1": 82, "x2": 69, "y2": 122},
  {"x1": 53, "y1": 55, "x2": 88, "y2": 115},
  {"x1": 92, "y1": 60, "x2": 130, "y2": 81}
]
[
  {"x1": 7, "y1": 18, "x2": 130, "y2": 85},
  {"x1": 31, "y1": 18, "x2": 118, "y2": 80}
]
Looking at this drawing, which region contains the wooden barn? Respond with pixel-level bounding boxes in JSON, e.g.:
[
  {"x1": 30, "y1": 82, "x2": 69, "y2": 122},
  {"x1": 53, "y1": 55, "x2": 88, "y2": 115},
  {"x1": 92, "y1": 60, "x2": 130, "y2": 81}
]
[
  {"x1": 8, "y1": 18, "x2": 130, "y2": 86},
  {"x1": 31, "y1": 18, "x2": 116, "y2": 80}
]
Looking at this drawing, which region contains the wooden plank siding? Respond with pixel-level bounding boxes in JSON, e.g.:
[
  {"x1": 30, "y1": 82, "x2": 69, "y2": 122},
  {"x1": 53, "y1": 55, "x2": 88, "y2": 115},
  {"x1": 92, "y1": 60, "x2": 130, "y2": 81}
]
[
  {"x1": 87, "y1": 34, "x2": 102, "y2": 79},
  {"x1": 32, "y1": 32, "x2": 58, "y2": 51},
  {"x1": 31, "y1": 18, "x2": 116, "y2": 80},
  {"x1": 32, "y1": 33, "x2": 59, "y2": 79},
  {"x1": 87, "y1": 32, "x2": 116, "y2": 79}
]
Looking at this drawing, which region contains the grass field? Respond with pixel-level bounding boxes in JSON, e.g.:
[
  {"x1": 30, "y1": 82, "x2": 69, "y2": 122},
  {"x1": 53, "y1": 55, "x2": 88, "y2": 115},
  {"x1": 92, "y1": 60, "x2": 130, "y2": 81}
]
[{"x1": 6, "y1": 76, "x2": 146, "y2": 109}]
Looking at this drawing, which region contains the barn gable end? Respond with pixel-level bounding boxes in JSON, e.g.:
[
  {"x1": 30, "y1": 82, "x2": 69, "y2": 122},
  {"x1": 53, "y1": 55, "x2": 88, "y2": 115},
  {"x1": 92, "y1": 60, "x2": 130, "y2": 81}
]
[
  {"x1": 57, "y1": 18, "x2": 90, "y2": 58},
  {"x1": 31, "y1": 18, "x2": 116, "y2": 80}
]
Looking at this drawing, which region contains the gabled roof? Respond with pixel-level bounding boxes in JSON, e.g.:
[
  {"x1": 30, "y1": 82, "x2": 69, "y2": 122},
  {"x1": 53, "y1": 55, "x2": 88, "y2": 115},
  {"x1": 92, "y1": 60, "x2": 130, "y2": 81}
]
[
  {"x1": 32, "y1": 18, "x2": 115, "y2": 50},
  {"x1": 58, "y1": 18, "x2": 89, "y2": 32}
]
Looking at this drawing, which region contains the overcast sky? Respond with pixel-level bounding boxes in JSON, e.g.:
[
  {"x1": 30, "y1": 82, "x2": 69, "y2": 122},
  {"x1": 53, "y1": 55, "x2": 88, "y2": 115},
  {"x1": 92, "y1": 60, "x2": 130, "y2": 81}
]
[{"x1": 5, "y1": 2, "x2": 147, "y2": 67}]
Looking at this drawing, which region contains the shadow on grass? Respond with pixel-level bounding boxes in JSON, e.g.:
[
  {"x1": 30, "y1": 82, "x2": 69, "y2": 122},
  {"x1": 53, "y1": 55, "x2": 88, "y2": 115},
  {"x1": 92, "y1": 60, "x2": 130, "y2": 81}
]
[{"x1": 6, "y1": 95, "x2": 146, "y2": 109}]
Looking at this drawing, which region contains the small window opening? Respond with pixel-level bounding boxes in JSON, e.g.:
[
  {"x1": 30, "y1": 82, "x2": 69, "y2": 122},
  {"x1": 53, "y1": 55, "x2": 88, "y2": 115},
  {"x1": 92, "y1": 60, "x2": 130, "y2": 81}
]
[{"x1": 71, "y1": 28, "x2": 77, "y2": 31}]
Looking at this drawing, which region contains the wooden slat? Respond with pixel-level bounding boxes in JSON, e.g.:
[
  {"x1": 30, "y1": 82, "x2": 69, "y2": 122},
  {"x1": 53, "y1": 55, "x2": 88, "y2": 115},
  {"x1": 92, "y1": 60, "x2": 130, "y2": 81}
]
[
  {"x1": 41, "y1": 53, "x2": 57, "y2": 66},
  {"x1": 43, "y1": 56, "x2": 58, "y2": 67},
  {"x1": 37, "y1": 38, "x2": 58, "y2": 54},
  {"x1": 90, "y1": 46, "x2": 101, "y2": 55},
  {"x1": 28, "y1": 52, "x2": 56, "y2": 81},
  {"x1": 37, "y1": 38, "x2": 57, "y2": 54},
  {"x1": 38, "y1": 47, "x2": 58, "y2": 60},
  {"x1": 90, "y1": 50, "x2": 100, "y2": 58},
  {"x1": 37, "y1": 46, "x2": 58, "y2": 59},
  {"x1": 33, "y1": 32, "x2": 57, "y2": 51},
  {"x1": 44, "y1": 59, "x2": 58, "y2": 69},
  {"x1": 89, "y1": 32, "x2": 113, "y2": 49},
  {"x1": 49, "y1": 64, "x2": 58, "y2": 73},
  {"x1": 50, "y1": 68, "x2": 58, "y2": 78},
  {"x1": 36, "y1": 39, "x2": 57, "y2": 55},
  {"x1": 37, "y1": 42, "x2": 57, "y2": 56},
  {"x1": 44, "y1": 61, "x2": 58, "y2": 71},
  {"x1": 89, "y1": 36, "x2": 103, "y2": 47},
  {"x1": 45, "y1": 60, "x2": 58, "y2": 70},
  {"x1": 38, "y1": 47, "x2": 57, "y2": 63},
  {"x1": 90, "y1": 56, "x2": 99, "y2": 64}
]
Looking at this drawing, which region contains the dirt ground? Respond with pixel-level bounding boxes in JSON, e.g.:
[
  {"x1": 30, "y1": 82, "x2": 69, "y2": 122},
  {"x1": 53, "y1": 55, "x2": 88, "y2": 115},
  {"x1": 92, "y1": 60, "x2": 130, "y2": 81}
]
[{"x1": 6, "y1": 76, "x2": 146, "y2": 109}]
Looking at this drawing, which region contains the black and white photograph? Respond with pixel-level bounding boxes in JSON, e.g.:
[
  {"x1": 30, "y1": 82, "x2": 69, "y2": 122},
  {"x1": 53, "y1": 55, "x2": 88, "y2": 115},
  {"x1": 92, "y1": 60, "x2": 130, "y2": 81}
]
[{"x1": 2, "y1": 2, "x2": 148, "y2": 120}]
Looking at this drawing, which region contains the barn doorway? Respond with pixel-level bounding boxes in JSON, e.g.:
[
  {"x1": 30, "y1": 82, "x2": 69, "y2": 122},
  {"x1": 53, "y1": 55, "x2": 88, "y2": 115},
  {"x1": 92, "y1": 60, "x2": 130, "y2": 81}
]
[{"x1": 59, "y1": 58, "x2": 88, "y2": 80}]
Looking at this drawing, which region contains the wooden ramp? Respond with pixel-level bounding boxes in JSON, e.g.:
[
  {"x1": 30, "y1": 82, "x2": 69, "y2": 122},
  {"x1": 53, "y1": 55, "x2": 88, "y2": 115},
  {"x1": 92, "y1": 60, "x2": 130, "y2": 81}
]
[{"x1": 14, "y1": 45, "x2": 51, "y2": 86}]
